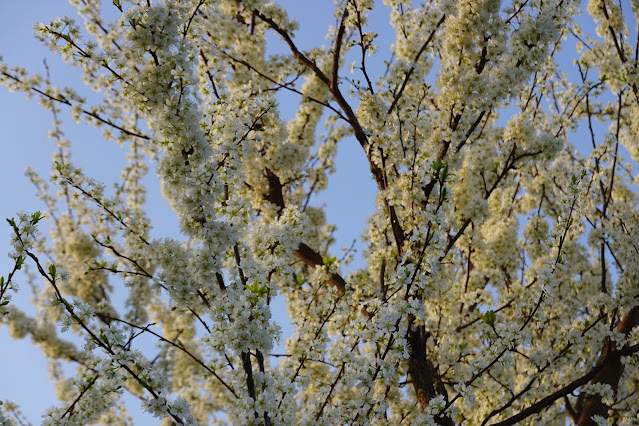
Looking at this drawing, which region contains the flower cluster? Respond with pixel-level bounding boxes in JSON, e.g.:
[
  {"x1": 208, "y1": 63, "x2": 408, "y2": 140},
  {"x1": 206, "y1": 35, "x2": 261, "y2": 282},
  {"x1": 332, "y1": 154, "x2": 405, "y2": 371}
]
[{"x1": 3, "y1": 0, "x2": 639, "y2": 424}]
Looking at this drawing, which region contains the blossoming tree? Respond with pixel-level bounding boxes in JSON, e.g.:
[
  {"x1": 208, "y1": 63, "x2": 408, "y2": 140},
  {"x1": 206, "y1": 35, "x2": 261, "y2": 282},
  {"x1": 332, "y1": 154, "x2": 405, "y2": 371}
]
[{"x1": 2, "y1": 0, "x2": 639, "y2": 424}]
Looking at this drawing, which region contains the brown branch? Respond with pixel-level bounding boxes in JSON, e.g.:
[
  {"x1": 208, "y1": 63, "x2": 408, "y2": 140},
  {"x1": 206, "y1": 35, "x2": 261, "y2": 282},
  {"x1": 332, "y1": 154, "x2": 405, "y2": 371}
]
[
  {"x1": 254, "y1": 8, "x2": 406, "y2": 254},
  {"x1": 293, "y1": 243, "x2": 346, "y2": 297},
  {"x1": 241, "y1": 352, "x2": 256, "y2": 400},
  {"x1": 1, "y1": 71, "x2": 150, "y2": 140},
  {"x1": 262, "y1": 166, "x2": 347, "y2": 297},
  {"x1": 480, "y1": 314, "x2": 607, "y2": 425},
  {"x1": 59, "y1": 374, "x2": 99, "y2": 422},
  {"x1": 386, "y1": 15, "x2": 446, "y2": 115},
  {"x1": 265, "y1": 169, "x2": 285, "y2": 212},
  {"x1": 492, "y1": 362, "x2": 606, "y2": 426},
  {"x1": 101, "y1": 314, "x2": 237, "y2": 398},
  {"x1": 600, "y1": 0, "x2": 626, "y2": 62},
  {"x1": 331, "y1": 6, "x2": 349, "y2": 91},
  {"x1": 352, "y1": 0, "x2": 375, "y2": 94},
  {"x1": 407, "y1": 323, "x2": 453, "y2": 425},
  {"x1": 576, "y1": 305, "x2": 639, "y2": 425},
  {"x1": 491, "y1": 306, "x2": 639, "y2": 426},
  {"x1": 213, "y1": 45, "x2": 347, "y2": 120},
  {"x1": 17, "y1": 245, "x2": 187, "y2": 424}
]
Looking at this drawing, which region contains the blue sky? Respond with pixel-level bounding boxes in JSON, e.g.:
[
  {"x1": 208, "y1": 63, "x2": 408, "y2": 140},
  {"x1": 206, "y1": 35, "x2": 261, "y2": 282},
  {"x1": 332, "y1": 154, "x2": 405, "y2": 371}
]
[{"x1": 0, "y1": 1, "x2": 379, "y2": 423}]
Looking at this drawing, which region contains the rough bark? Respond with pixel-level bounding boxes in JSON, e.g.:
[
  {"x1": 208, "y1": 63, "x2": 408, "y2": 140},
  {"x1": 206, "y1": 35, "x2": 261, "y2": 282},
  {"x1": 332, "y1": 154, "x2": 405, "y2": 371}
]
[
  {"x1": 407, "y1": 323, "x2": 454, "y2": 426},
  {"x1": 576, "y1": 306, "x2": 639, "y2": 425}
]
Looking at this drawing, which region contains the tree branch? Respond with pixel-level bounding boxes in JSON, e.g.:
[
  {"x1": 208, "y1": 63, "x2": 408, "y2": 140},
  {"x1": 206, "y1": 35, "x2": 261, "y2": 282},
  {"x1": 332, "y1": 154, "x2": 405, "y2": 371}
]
[
  {"x1": 576, "y1": 306, "x2": 639, "y2": 424},
  {"x1": 492, "y1": 307, "x2": 639, "y2": 426}
]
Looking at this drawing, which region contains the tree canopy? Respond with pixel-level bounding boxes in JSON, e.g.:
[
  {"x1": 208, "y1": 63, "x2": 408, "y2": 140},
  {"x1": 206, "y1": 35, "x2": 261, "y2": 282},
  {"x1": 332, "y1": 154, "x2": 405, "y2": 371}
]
[{"x1": 2, "y1": 0, "x2": 639, "y2": 424}]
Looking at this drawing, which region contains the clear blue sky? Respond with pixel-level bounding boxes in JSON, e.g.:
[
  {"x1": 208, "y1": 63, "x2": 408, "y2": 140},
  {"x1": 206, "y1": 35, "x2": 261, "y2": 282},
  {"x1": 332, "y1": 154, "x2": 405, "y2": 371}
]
[{"x1": 0, "y1": 1, "x2": 379, "y2": 423}]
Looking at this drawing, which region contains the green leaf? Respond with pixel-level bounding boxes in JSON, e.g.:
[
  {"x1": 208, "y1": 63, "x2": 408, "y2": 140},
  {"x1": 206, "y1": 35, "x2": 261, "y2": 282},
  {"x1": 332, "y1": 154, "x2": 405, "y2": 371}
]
[
  {"x1": 49, "y1": 264, "x2": 57, "y2": 278},
  {"x1": 246, "y1": 282, "x2": 268, "y2": 296},
  {"x1": 482, "y1": 310, "x2": 496, "y2": 326},
  {"x1": 16, "y1": 256, "x2": 25, "y2": 271},
  {"x1": 294, "y1": 273, "x2": 307, "y2": 287},
  {"x1": 431, "y1": 159, "x2": 443, "y2": 173},
  {"x1": 31, "y1": 211, "x2": 44, "y2": 223},
  {"x1": 440, "y1": 164, "x2": 449, "y2": 182},
  {"x1": 0, "y1": 300, "x2": 9, "y2": 306},
  {"x1": 322, "y1": 256, "x2": 337, "y2": 266}
]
